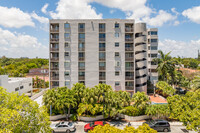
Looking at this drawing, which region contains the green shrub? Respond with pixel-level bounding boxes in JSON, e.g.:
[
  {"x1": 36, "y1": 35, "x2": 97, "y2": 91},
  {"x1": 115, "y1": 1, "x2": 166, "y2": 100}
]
[
  {"x1": 70, "y1": 114, "x2": 77, "y2": 121},
  {"x1": 124, "y1": 106, "x2": 141, "y2": 116}
]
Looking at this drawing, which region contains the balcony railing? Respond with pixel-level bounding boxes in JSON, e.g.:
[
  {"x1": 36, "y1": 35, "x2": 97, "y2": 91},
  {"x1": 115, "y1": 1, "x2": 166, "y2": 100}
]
[
  {"x1": 51, "y1": 85, "x2": 59, "y2": 89},
  {"x1": 125, "y1": 86, "x2": 134, "y2": 90},
  {"x1": 125, "y1": 67, "x2": 134, "y2": 71},
  {"x1": 50, "y1": 57, "x2": 59, "y2": 61},
  {"x1": 79, "y1": 57, "x2": 85, "y2": 61},
  {"x1": 99, "y1": 66, "x2": 106, "y2": 70},
  {"x1": 79, "y1": 28, "x2": 85, "y2": 33},
  {"x1": 50, "y1": 29, "x2": 59, "y2": 32},
  {"x1": 51, "y1": 76, "x2": 59, "y2": 80},
  {"x1": 125, "y1": 76, "x2": 134, "y2": 80},
  {"x1": 125, "y1": 38, "x2": 133, "y2": 42},
  {"x1": 51, "y1": 67, "x2": 59, "y2": 70},
  {"x1": 79, "y1": 66, "x2": 85, "y2": 70},
  {"x1": 125, "y1": 47, "x2": 134, "y2": 51},
  {"x1": 125, "y1": 27, "x2": 133, "y2": 32},
  {"x1": 78, "y1": 47, "x2": 85, "y2": 51},
  {"x1": 99, "y1": 28, "x2": 105, "y2": 32},
  {"x1": 99, "y1": 58, "x2": 106, "y2": 61},
  {"x1": 78, "y1": 76, "x2": 85, "y2": 80},
  {"x1": 99, "y1": 38, "x2": 106, "y2": 42},
  {"x1": 50, "y1": 48, "x2": 59, "y2": 51},
  {"x1": 99, "y1": 76, "x2": 106, "y2": 80},
  {"x1": 50, "y1": 38, "x2": 59, "y2": 42},
  {"x1": 99, "y1": 47, "x2": 105, "y2": 51},
  {"x1": 125, "y1": 56, "x2": 134, "y2": 61},
  {"x1": 79, "y1": 38, "x2": 85, "y2": 42}
]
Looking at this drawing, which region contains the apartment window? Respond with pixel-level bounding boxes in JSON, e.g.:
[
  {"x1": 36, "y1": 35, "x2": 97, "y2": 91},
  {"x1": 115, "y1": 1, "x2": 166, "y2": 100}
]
[
  {"x1": 79, "y1": 33, "x2": 85, "y2": 39},
  {"x1": 99, "y1": 72, "x2": 106, "y2": 77},
  {"x1": 79, "y1": 72, "x2": 85, "y2": 76},
  {"x1": 79, "y1": 43, "x2": 84, "y2": 48},
  {"x1": 126, "y1": 72, "x2": 134, "y2": 76},
  {"x1": 99, "y1": 52, "x2": 105, "y2": 59},
  {"x1": 115, "y1": 33, "x2": 119, "y2": 38},
  {"x1": 99, "y1": 81, "x2": 106, "y2": 84},
  {"x1": 149, "y1": 54, "x2": 157, "y2": 58},
  {"x1": 115, "y1": 52, "x2": 120, "y2": 57},
  {"x1": 99, "y1": 23, "x2": 105, "y2": 32},
  {"x1": 99, "y1": 33, "x2": 105, "y2": 38},
  {"x1": 99, "y1": 43, "x2": 105, "y2": 48},
  {"x1": 151, "y1": 39, "x2": 158, "y2": 43},
  {"x1": 20, "y1": 86, "x2": 23, "y2": 89},
  {"x1": 125, "y1": 34, "x2": 132, "y2": 39},
  {"x1": 64, "y1": 62, "x2": 70, "y2": 68},
  {"x1": 115, "y1": 81, "x2": 120, "y2": 86},
  {"x1": 125, "y1": 62, "x2": 134, "y2": 67},
  {"x1": 79, "y1": 52, "x2": 84, "y2": 57},
  {"x1": 151, "y1": 61, "x2": 157, "y2": 65},
  {"x1": 115, "y1": 71, "x2": 120, "y2": 76},
  {"x1": 65, "y1": 81, "x2": 70, "y2": 86},
  {"x1": 79, "y1": 62, "x2": 85, "y2": 67},
  {"x1": 115, "y1": 42, "x2": 119, "y2": 47},
  {"x1": 65, "y1": 52, "x2": 70, "y2": 57},
  {"x1": 115, "y1": 23, "x2": 119, "y2": 28},
  {"x1": 65, "y1": 43, "x2": 69, "y2": 48},
  {"x1": 99, "y1": 62, "x2": 105, "y2": 67},
  {"x1": 115, "y1": 61, "x2": 120, "y2": 67},
  {"x1": 64, "y1": 33, "x2": 70, "y2": 39},
  {"x1": 64, "y1": 23, "x2": 70, "y2": 28},
  {"x1": 150, "y1": 46, "x2": 158, "y2": 50},
  {"x1": 15, "y1": 87, "x2": 19, "y2": 91},
  {"x1": 148, "y1": 31, "x2": 157, "y2": 35},
  {"x1": 79, "y1": 23, "x2": 85, "y2": 29},
  {"x1": 64, "y1": 71, "x2": 70, "y2": 77}
]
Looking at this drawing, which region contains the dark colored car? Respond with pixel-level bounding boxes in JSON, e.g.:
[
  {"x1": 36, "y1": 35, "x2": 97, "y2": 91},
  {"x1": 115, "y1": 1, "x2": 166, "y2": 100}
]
[
  {"x1": 84, "y1": 121, "x2": 107, "y2": 132},
  {"x1": 144, "y1": 119, "x2": 170, "y2": 132}
]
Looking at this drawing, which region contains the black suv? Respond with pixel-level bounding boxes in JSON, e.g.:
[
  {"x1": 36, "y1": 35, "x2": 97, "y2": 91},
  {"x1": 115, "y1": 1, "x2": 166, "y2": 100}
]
[{"x1": 144, "y1": 119, "x2": 170, "y2": 132}]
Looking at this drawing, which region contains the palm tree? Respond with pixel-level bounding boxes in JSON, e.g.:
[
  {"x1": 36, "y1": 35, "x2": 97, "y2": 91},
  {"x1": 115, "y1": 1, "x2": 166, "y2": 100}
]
[{"x1": 190, "y1": 77, "x2": 200, "y2": 92}]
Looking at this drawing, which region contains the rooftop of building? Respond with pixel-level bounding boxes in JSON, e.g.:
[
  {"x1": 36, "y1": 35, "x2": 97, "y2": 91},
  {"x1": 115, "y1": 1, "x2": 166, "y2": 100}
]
[{"x1": 149, "y1": 94, "x2": 168, "y2": 104}]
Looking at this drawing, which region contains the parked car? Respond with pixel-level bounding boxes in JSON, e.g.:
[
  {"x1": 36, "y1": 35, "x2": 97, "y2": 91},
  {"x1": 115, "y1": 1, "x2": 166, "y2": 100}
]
[
  {"x1": 84, "y1": 121, "x2": 108, "y2": 132},
  {"x1": 51, "y1": 121, "x2": 76, "y2": 133},
  {"x1": 144, "y1": 119, "x2": 170, "y2": 132}
]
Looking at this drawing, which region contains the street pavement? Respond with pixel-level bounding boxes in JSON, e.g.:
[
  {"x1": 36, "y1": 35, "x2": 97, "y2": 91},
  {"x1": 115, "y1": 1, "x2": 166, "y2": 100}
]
[{"x1": 51, "y1": 121, "x2": 197, "y2": 133}]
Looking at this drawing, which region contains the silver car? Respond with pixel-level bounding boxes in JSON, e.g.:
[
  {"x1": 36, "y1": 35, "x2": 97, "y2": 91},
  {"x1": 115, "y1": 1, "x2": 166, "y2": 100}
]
[{"x1": 51, "y1": 122, "x2": 76, "y2": 133}]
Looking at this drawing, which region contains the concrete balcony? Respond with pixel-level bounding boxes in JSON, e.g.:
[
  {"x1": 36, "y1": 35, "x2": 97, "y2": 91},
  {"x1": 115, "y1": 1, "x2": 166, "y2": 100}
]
[
  {"x1": 99, "y1": 47, "x2": 105, "y2": 51},
  {"x1": 125, "y1": 67, "x2": 134, "y2": 71},
  {"x1": 125, "y1": 57, "x2": 134, "y2": 61},
  {"x1": 50, "y1": 29, "x2": 59, "y2": 32},
  {"x1": 99, "y1": 58, "x2": 105, "y2": 61},
  {"x1": 51, "y1": 76, "x2": 59, "y2": 80},
  {"x1": 50, "y1": 57, "x2": 59, "y2": 62},
  {"x1": 125, "y1": 27, "x2": 133, "y2": 32},
  {"x1": 79, "y1": 57, "x2": 85, "y2": 61},
  {"x1": 125, "y1": 47, "x2": 134, "y2": 51},
  {"x1": 125, "y1": 38, "x2": 133, "y2": 42},
  {"x1": 78, "y1": 76, "x2": 85, "y2": 80},
  {"x1": 99, "y1": 38, "x2": 106, "y2": 42},
  {"x1": 78, "y1": 28, "x2": 85, "y2": 33},
  {"x1": 79, "y1": 66, "x2": 85, "y2": 70},
  {"x1": 125, "y1": 76, "x2": 134, "y2": 80},
  {"x1": 50, "y1": 38, "x2": 59, "y2": 42},
  {"x1": 99, "y1": 66, "x2": 106, "y2": 70},
  {"x1": 99, "y1": 28, "x2": 105, "y2": 33},
  {"x1": 99, "y1": 76, "x2": 106, "y2": 80},
  {"x1": 50, "y1": 48, "x2": 59, "y2": 52},
  {"x1": 125, "y1": 86, "x2": 134, "y2": 90},
  {"x1": 78, "y1": 47, "x2": 85, "y2": 51},
  {"x1": 50, "y1": 67, "x2": 59, "y2": 70}
]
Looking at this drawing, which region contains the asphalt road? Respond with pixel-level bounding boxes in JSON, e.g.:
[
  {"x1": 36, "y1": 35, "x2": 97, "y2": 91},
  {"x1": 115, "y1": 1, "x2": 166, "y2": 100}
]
[{"x1": 52, "y1": 122, "x2": 197, "y2": 133}]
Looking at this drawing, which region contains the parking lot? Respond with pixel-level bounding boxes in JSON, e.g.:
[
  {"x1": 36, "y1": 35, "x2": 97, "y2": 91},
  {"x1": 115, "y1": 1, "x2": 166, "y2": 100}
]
[{"x1": 51, "y1": 121, "x2": 197, "y2": 133}]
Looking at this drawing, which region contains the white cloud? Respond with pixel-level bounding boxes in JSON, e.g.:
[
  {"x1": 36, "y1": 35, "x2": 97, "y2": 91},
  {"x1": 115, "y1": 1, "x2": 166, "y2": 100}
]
[
  {"x1": 50, "y1": 0, "x2": 102, "y2": 19},
  {"x1": 0, "y1": 6, "x2": 34, "y2": 28},
  {"x1": 142, "y1": 10, "x2": 177, "y2": 27},
  {"x1": 171, "y1": 8, "x2": 179, "y2": 15},
  {"x1": 0, "y1": 28, "x2": 48, "y2": 58},
  {"x1": 110, "y1": 9, "x2": 116, "y2": 14},
  {"x1": 173, "y1": 20, "x2": 180, "y2": 26},
  {"x1": 159, "y1": 39, "x2": 200, "y2": 58},
  {"x1": 182, "y1": 6, "x2": 200, "y2": 24},
  {"x1": 41, "y1": 3, "x2": 49, "y2": 14},
  {"x1": 31, "y1": 12, "x2": 49, "y2": 24}
]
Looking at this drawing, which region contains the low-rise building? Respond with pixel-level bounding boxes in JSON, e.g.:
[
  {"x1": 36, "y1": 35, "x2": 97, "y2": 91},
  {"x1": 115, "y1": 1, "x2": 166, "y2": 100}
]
[
  {"x1": 26, "y1": 68, "x2": 49, "y2": 81},
  {"x1": 0, "y1": 75, "x2": 32, "y2": 95}
]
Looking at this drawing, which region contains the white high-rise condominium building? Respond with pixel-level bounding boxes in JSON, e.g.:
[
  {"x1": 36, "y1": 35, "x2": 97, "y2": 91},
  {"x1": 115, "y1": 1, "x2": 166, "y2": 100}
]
[{"x1": 49, "y1": 19, "x2": 158, "y2": 95}]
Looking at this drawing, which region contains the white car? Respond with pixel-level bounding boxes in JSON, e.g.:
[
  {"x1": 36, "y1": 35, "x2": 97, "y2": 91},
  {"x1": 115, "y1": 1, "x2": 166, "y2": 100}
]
[{"x1": 51, "y1": 121, "x2": 76, "y2": 133}]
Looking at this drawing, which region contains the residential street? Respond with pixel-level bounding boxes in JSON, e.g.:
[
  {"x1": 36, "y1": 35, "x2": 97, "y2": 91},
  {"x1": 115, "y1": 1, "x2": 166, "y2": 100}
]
[{"x1": 51, "y1": 121, "x2": 197, "y2": 133}]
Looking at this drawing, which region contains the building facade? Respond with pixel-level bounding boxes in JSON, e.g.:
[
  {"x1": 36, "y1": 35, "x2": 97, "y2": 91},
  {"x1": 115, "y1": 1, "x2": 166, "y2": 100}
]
[
  {"x1": 0, "y1": 75, "x2": 32, "y2": 95},
  {"x1": 49, "y1": 19, "x2": 158, "y2": 94}
]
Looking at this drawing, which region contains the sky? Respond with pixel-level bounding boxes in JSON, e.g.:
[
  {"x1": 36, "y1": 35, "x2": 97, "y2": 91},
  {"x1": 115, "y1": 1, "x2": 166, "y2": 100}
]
[{"x1": 0, "y1": 0, "x2": 200, "y2": 58}]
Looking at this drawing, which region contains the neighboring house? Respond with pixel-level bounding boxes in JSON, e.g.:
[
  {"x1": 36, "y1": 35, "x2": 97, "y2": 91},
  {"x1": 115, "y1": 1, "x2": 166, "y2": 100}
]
[
  {"x1": 49, "y1": 19, "x2": 158, "y2": 95},
  {"x1": 0, "y1": 75, "x2": 32, "y2": 95},
  {"x1": 26, "y1": 68, "x2": 49, "y2": 81}
]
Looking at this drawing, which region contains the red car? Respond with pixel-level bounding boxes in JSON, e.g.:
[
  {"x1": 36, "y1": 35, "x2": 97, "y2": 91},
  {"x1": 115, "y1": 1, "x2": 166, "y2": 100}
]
[{"x1": 84, "y1": 121, "x2": 108, "y2": 132}]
